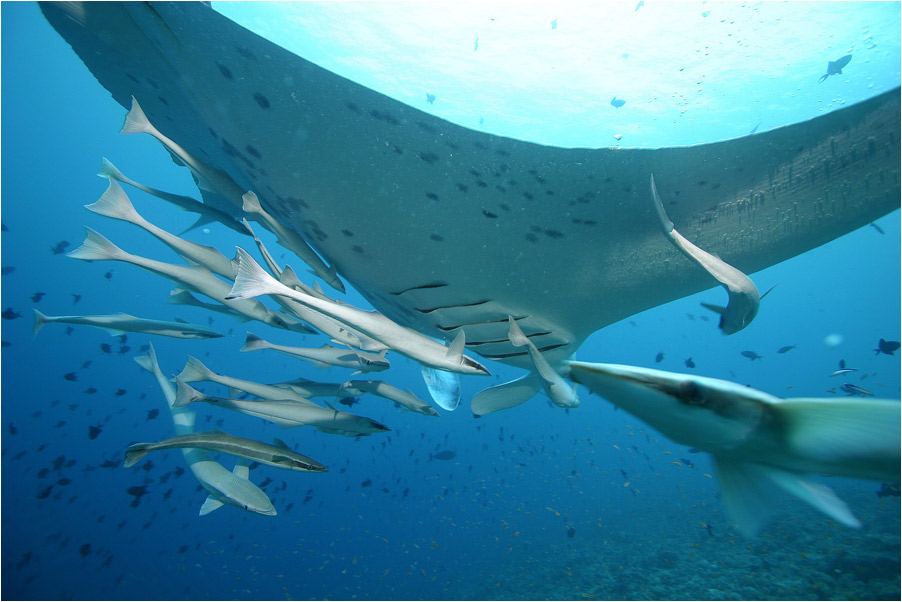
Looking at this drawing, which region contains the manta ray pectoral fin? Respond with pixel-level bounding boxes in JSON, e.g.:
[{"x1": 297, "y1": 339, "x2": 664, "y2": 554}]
[{"x1": 471, "y1": 374, "x2": 543, "y2": 416}]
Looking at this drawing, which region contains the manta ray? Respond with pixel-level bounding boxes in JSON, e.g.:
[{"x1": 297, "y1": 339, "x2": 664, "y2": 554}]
[{"x1": 41, "y1": 3, "x2": 900, "y2": 375}]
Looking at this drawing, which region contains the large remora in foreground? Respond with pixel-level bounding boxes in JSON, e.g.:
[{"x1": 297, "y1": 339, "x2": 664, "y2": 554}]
[{"x1": 41, "y1": 2, "x2": 900, "y2": 368}]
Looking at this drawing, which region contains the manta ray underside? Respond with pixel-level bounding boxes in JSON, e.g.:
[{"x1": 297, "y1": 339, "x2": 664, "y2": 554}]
[{"x1": 41, "y1": 2, "x2": 900, "y2": 370}]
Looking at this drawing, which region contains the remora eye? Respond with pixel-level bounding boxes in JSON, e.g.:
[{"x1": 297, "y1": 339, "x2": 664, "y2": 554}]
[{"x1": 679, "y1": 380, "x2": 706, "y2": 405}]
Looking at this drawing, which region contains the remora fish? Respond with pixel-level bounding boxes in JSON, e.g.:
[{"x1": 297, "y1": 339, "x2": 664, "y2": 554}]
[
  {"x1": 508, "y1": 316, "x2": 578, "y2": 408},
  {"x1": 67, "y1": 227, "x2": 302, "y2": 332},
  {"x1": 133, "y1": 344, "x2": 276, "y2": 516},
  {"x1": 85, "y1": 180, "x2": 236, "y2": 279},
  {"x1": 173, "y1": 379, "x2": 390, "y2": 437},
  {"x1": 228, "y1": 248, "x2": 490, "y2": 376},
  {"x1": 651, "y1": 174, "x2": 761, "y2": 334},
  {"x1": 568, "y1": 361, "x2": 901, "y2": 536},
  {"x1": 349, "y1": 380, "x2": 440, "y2": 416},
  {"x1": 98, "y1": 157, "x2": 244, "y2": 235},
  {"x1": 241, "y1": 332, "x2": 390, "y2": 373},
  {"x1": 121, "y1": 96, "x2": 248, "y2": 209},
  {"x1": 33, "y1": 309, "x2": 222, "y2": 339},
  {"x1": 177, "y1": 355, "x2": 313, "y2": 403},
  {"x1": 242, "y1": 191, "x2": 344, "y2": 293},
  {"x1": 124, "y1": 430, "x2": 328, "y2": 472}
]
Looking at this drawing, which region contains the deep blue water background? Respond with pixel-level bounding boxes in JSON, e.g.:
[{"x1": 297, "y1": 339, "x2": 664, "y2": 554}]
[{"x1": 2, "y1": 2, "x2": 900, "y2": 600}]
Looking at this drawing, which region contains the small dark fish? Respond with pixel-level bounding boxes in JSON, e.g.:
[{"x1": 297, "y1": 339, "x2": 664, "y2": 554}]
[
  {"x1": 429, "y1": 450, "x2": 457, "y2": 461},
  {"x1": 2, "y1": 308, "x2": 22, "y2": 320},
  {"x1": 841, "y1": 383, "x2": 874, "y2": 397},
  {"x1": 425, "y1": 93, "x2": 436, "y2": 105},
  {"x1": 1, "y1": 341, "x2": 10, "y2": 347},
  {"x1": 1, "y1": 222, "x2": 7, "y2": 232},
  {"x1": 1, "y1": 266, "x2": 14, "y2": 276},
  {"x1": 84, "y1": 387, "x2": 97, "y2": 395},
  {"x1": 777, "y1": 345, "x2": 797, "y2": 354},
  {"x1": 361, "y1": 478, "x2": 372, "y2": 488},
  {"x1": 100, "y1": 344, "x2": 112, "y2": 354},
  {"x1": 688, "y1": 448, "x2": 701, "y2": 454},
  {"x1": 31, "y1": 292, "x2": 46, "y2": 303},
  {"x1": 831, "y1": 359, "x2": 857, "y2": 376},
  {"x1": 81, "y1": 360, "x2": 91, "y2": 369},
  {"x1": 104, "y1": 270, "x2": 113, "y2": 280},
  {"x1": 118, "y1": 345, "x2": 131, "y2": 355},
  {"x1": 566, "y1": 525, "x2": 576, "y2": 538},
  {"x1": 57, "y1": 478, "x2": 72, "y2": 486},
  {"x1": 51, "y1": 240, "x2": 70, "y2": 254},
  {"x1": 8, "y1": 423, "x2": 17, "y2": 435},
  {"x1": 38, "y1": 468, "x2": 50, "y2": 479},
  {"x1": 705, "y1": 523, "x2": 713, "y2": 537},
  {"x1": 173, "y1": 466, "x2": 184, "y2": 477},
  {"x1": 114, "y1": 389, "x2": 127, "y2": 397},
  {"x1": 740, "y1": 350, "x2": 763, "y2": 361},
  {"x1": 619, "y1": 468, "x2": 628, "y2": 479},
  {"x1": 655, "y1": 352, "x2": 665, "y2": 363},
  {"x1": 116, "y1": 334, "x2": 127, "y2": 343},
  {"x1": 684, "y1": 357, "x2": 696, "y2": 369},
  {"x1": 875, "y1": 338, "x2": 901, "y2": 356},
  {"x1": 260, "y1": 477, "x2": 273, "y2": 488},
  {"x1": 610, "y1": 96, "x2": 626, "y2": 109},
  {"x1": 88, "y1": 425, "x2": 103, "y2": 440},
  {"x1": 817, "y1": 54, "x2": 852, "y2": 83},
  {"x1": 71, "y1": 294, "x2": 81, "y2": 305},
  {"x1": 16, "y1": 552, "x2": 32, "y2": 568},
  {"x1": 750, "y1": 121, "x2": 761, "y2": 134},
  {"x1": 178, "y1": 545, "x2": 189, "y2": 554},
  {"x1": 146, "y1": 409, "x2": 159, "y2": 420},
  {"x1": 63, "y1": 372, "x2": 78, "y2": 381},
  {"x1": 37, "y1": 485, "x2": 54, "y2": 499},
  {"x1": 65, "y1": 326, "x2": 73, "y2": 335},
  {"x1": 126, "y1": 485, "x2": 148, "y2": 507},
  {"x1": 877, "y1": 482, "x2": 900, "y2": 498},
  {"x1": 338, "y1": 396, "x2": 360, "y2": 408},
  {"x1": 870, "y1": 222, "x2": 885, "y2": 235}
]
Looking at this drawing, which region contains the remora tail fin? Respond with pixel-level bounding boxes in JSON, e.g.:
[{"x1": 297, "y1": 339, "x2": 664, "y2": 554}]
[
  {"x1": 123, "y1": 443, "x2": 151, "y2": 467},
  {"x1": 67, "y1": 227, "x2": 128, "y2": 262}
]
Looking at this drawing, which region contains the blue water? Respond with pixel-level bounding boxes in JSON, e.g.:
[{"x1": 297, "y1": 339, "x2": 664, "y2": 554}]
[{"x1": 2, "y1": 2, "x2": 900, "y2": 600}]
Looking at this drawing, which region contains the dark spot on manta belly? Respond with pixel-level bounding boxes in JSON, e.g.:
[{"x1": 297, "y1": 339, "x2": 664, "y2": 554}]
[
  {"x1": 477, "y1": 181, "x2": 488, "y2": 188},
  {"x1": 145, "y1": 77, "x2": 159, "y2": 89},
  {"x1": 216, "y1": 62, "x2": 233, "y2": 80},
  {"x1": 419, "y1": 152, "x2": 439, "y2": 165},
  {"x1": 126, "y1": 73, "x2": 140, "y2": 84},
  {"x1": 208, "y1": 128, "x2": 219, "y2": 139},
  {"x1": 416, "y1": 121, "x2": 437, "y2": 134},
  {"x1": 346, "y1": 102, "x2": 360, "y2": 113},
  {"x1": 352, "y1": 245, "x2": 364, "y2": 254},
  {"x1": 430, "y1": 234, "x2": 444, "y2": 242},
  {"x1": 482, "y1": 210, "x2": 498, "y2": 219},
  {"x1": 341, "y1": 230, "x2": 354, "y2": 237},
  {"x1": 158, "y1": 96, "x2": 169, "y2": 106},
  {"x1": 426, "y1": 192, "x2": 439, "y2": 201},
  {"x1": 245, "y1": 145, "x2": 262, "y2": 159},
  {"x1": 525, "y1": 233, "x2": 539, "y2": 243},
  {"x1": 253, "y1": 93, "x2": 271, "y2": 109},
  {"x1": 523, "y1": 192, "x2": 534, "y2": 200},
  {"x1": 457, "y1": 183, "x2": 468, "y2": 193},
  {"x1": 235, "y1": 46, "x2": 257, "y2": 61},
  {"x1": 545, "y1": 229, "x2": 564, "y2": 239}
]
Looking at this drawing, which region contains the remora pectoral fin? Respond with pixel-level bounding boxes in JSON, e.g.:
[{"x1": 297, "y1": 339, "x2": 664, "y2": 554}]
[
  {"x1": 714, "y1": 457, "x2": 860, "y2": 537},
  {"x1": 199, "y1": 496, "x2": 225, "y2": 515},
  {"x1": 420, "y1": 366, "x2": 460, "y2": 411},
  {"x1": 700, "y1": 302, "x2": 725, "y2": 315},
  {"x1": 471, "y1": 374, "x2": 543, "y2": 416}
]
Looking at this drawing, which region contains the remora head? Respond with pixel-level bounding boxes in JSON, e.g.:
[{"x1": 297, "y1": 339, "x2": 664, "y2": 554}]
[{"x1": 567, "y1": 362, "x2": 774, "y2": 453}]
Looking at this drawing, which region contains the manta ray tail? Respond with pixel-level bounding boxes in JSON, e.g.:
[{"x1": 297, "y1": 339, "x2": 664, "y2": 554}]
[{"x1": 67, "y1": 227, "x2": 129, "y2": 262}]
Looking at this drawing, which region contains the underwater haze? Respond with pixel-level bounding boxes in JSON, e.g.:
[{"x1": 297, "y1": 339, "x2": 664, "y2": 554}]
[{"x1": 2, "y1": 2, "x2": 901, "y2": 600}]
